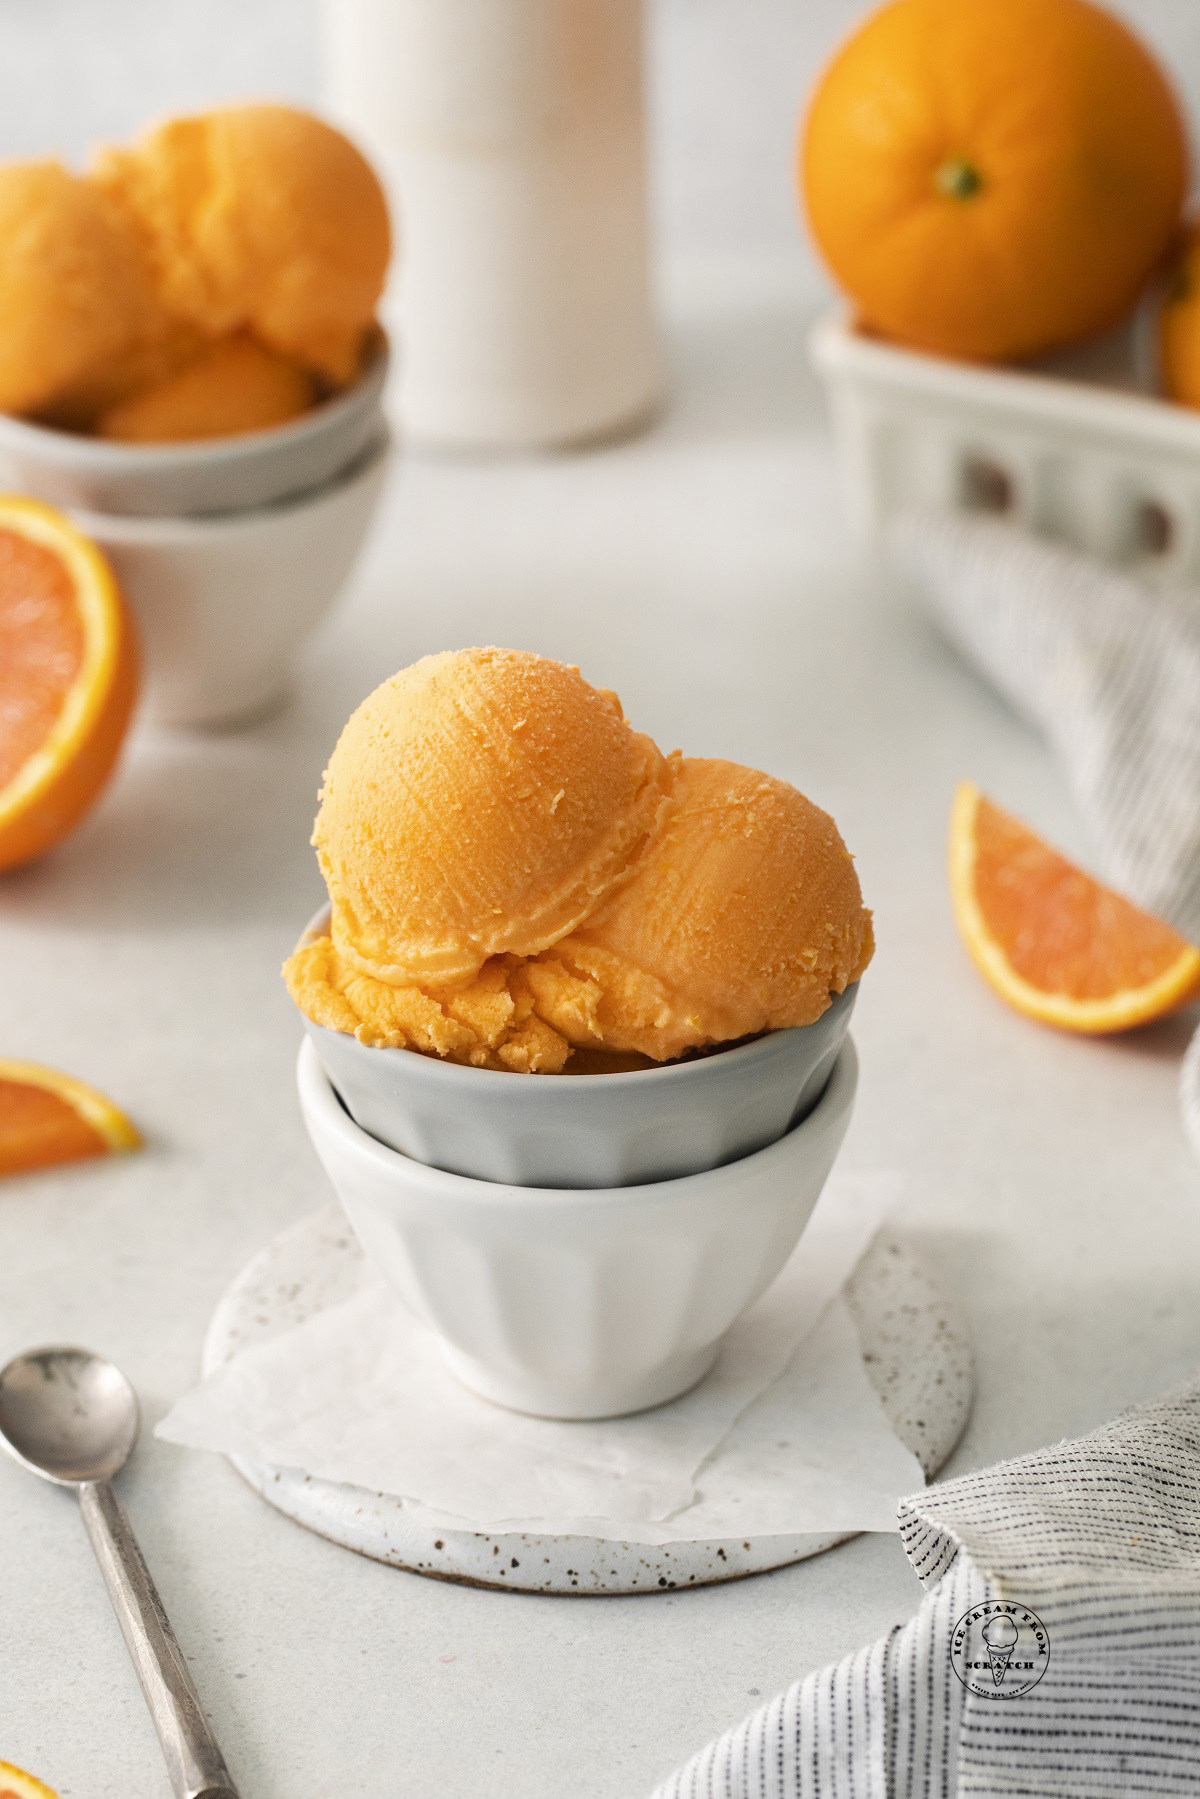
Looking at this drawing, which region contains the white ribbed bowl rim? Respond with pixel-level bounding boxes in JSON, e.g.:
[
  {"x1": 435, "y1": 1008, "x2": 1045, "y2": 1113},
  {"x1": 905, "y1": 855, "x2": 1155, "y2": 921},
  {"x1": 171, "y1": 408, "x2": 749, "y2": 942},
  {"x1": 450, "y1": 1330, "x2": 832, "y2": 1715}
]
[{"x1": 297, "y1": 1032, "x2": 859, "y2": 1206}]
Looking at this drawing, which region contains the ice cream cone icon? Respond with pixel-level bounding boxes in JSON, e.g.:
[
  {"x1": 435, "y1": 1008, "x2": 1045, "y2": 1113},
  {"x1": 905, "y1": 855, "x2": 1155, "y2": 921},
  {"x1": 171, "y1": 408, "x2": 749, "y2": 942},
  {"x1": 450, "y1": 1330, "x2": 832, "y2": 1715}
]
[{"x1": 982, "y1": 1615, "x2": 1019, "y2": 1685}]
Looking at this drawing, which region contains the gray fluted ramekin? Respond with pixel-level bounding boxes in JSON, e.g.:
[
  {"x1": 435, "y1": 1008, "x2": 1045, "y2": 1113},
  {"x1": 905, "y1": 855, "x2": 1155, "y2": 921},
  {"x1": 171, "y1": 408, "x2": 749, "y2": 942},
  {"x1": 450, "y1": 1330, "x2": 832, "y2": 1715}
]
[
  {"x1": 0, "y1": 337, "x2": 388, "y2": 517},
  {"x1": 297, "y1": 909, "x2": 857, "y2": 1189}
]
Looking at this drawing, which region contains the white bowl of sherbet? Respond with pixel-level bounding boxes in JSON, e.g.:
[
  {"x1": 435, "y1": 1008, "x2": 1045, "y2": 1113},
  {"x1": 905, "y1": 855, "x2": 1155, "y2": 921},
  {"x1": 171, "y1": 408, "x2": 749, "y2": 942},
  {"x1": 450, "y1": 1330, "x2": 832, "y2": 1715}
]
[
  {"x1": 0, "y1": 106, "x2": 395, "y2": 725},
  {"x1": 285, "y1": 647, "x2": 874, "y2": 1184},
  {"x1": 0, "y1": 109, "x2": 392, "y2": 514}
]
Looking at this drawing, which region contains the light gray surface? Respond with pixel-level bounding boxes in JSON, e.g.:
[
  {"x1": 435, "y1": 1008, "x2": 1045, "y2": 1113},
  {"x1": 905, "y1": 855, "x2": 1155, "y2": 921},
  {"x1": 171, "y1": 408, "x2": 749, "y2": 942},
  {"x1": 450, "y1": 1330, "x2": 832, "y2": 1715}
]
[{"x1": 3, "y1": 3, "x2": 1200, "y2": 1794}]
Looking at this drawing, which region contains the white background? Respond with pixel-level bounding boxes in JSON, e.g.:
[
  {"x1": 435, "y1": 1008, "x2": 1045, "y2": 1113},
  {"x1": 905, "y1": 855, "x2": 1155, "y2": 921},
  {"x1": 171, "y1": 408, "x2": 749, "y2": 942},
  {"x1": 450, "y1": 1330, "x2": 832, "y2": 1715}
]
[{"x1": 0, "y1": 1, "x2": 1198, "y2": 266}]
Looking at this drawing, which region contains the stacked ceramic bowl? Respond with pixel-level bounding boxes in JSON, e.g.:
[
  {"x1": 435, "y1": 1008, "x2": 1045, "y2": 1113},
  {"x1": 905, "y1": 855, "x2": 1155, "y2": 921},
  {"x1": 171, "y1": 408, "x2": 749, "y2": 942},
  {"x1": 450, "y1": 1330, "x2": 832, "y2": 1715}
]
[
  {"x1": 296, "y1": 899, "x2": 860, "y2": 1421},
  {"x1": 0, "y1": 342, "x2": 391, "y2": 728}
]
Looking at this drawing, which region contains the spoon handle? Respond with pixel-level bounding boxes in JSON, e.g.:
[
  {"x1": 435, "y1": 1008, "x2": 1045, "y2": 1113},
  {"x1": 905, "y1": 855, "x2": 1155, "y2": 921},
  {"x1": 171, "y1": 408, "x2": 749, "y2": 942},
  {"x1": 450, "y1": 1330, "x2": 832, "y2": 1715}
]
[{"x1": 80, "y1": 1480, "x2": 239, "y2": 1799}]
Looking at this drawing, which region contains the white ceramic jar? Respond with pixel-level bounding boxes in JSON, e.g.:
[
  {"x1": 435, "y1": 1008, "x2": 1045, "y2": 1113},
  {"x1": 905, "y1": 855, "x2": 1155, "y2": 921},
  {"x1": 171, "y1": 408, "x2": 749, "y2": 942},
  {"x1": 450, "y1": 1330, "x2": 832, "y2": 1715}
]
[{"x1": 324, "y1": 0, "x2": 663, "y2": 448}]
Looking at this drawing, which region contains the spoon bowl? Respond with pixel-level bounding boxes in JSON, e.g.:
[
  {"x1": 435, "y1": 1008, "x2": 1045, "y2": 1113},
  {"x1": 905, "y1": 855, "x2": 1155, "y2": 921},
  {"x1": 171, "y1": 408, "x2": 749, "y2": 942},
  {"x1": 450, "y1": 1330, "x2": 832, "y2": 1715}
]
[{"x1": 0, "y1": 1346, "x2": 139, "y2": 1485}]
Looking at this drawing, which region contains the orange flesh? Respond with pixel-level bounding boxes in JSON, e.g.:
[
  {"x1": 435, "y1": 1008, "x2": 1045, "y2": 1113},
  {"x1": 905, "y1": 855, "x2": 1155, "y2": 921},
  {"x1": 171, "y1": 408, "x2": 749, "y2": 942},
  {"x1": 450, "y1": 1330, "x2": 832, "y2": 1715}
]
[
  {"x1": 0, "y1": 1078, "x2": 108, "y2": 1175},
  {"x1": 973, "y1": 795, "x2": 1193, "y2": 999},
  {"x1": 0, "y1": 527, "x2": 83, "y2": 791}
]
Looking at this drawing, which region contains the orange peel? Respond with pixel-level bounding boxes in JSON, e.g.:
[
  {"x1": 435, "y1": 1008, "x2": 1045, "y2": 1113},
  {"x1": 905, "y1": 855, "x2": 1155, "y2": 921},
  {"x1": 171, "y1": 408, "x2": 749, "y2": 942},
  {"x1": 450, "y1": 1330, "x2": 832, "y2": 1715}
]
[
  {"x1": 0, "y1": 1761, "x2": 62, "y2": 1799},
  {"x1": 0, "y1": 1060, "x2": 141, "y2": 1178},
  {"x1": 0, "y1": 495, "x2": 138, "y2": 871}
]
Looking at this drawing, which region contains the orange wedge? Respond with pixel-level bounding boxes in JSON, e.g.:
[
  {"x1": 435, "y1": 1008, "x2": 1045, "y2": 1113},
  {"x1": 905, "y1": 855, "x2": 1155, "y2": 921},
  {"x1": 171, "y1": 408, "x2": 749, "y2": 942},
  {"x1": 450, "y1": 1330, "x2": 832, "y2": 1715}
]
[
  {"x1": 0, "y1": 1060, "x2": 141, "y2": 1178},
  {"x1": 0, "y1": 495, "x2": 138, "y2": 872},
  {"x1": 0, "y1": 1762, "x2": 61, "y2": 1799},
  {"x1": 949, "y1": 782, "x2": 1200, "y2": 1034}
]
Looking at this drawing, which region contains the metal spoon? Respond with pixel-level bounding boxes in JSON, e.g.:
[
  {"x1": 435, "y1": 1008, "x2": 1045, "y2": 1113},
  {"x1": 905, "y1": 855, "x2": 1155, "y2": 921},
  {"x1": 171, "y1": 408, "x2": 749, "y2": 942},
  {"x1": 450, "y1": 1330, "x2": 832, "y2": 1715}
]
[{"x1": 0, "y1": 1346, "x2": 239, "y2": 1799}]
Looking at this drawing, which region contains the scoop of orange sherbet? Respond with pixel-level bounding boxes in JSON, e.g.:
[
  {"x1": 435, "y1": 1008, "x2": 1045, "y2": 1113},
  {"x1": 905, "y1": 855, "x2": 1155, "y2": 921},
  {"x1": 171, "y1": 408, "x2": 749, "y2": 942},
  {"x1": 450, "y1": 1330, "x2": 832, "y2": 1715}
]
[
  {"x1": 525, "y1": 758, "x2": 874, "y2": 1060},
  {"x1": 284, "y1": 937, "x2": 572, "y2": 1072},
  {"x1": 311, "y1": 648, "x2": 672, "y2": 989},
  {"x1": 92, "y1": 105, "x2": 391, "y2": 384},
  {"x1": 283, "y1": 656, "x2": 873, "y2": 1071},
  {"x1": 0, "y1": 161, "x2": 173, "y2": 423},
  {"x1": 97, "y1": 333, "x2": 315, "y2": 442}
]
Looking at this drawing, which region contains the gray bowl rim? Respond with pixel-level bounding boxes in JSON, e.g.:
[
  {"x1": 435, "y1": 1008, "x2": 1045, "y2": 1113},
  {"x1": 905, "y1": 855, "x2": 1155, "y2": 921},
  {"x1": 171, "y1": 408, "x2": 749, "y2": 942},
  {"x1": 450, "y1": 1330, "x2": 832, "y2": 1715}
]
[
  {"x1": 70, "y1": 428, "x2": 391, "y2": 537},
  {"x1": 300, "y1": 1032, "x2": 859, "y2": 1206},
  {"x1": 297, "y1": 901, "x2": 860, "y2": 1093},
  {"x1": 0, "y1": 336, "x2": 388, "y2": 473}
]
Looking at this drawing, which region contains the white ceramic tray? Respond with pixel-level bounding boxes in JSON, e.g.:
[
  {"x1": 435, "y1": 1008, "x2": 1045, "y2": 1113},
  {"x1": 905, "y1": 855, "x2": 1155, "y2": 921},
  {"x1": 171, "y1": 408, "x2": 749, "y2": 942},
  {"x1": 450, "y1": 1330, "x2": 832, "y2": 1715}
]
[
  {"x1": 809, "y1": 311, "x2": 1200, "y2": 579},
  {"x1": 202, "y1": 1206, "x2": 973, "y2": 1594}
]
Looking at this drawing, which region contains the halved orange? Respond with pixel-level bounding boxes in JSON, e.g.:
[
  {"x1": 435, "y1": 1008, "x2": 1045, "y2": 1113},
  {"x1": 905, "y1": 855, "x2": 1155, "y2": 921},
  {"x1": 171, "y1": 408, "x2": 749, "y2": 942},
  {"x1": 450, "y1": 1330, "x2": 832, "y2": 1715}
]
[
  {"x1": 0, "y1": 495, "x2": 138, "y2": 871},
  {"x1": 949, "y1": 782, "x2": 1200, "y2": 1034},
  {"x1": 0, "y1": 1060, "x2": 141, "y2": 1178},
  {"x1": 0, "y1": 1761, "x2": 61, "y2": 1799}
]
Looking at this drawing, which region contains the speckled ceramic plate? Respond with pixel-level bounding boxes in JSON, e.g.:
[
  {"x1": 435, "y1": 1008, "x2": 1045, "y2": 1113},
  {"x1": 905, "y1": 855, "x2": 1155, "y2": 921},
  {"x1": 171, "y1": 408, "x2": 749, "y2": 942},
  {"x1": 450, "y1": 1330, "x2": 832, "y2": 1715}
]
[{"x1": 203, "y1": 1207, "x2": 973, "y2": 1593}]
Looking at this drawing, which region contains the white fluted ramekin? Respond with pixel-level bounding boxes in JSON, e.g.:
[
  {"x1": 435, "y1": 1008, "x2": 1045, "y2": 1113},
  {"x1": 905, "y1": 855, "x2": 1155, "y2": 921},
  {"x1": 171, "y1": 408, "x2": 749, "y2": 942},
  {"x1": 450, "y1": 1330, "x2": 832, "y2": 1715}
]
[
  {"x1": 296, "y1": 1034, "x2": 858, "y2": 1419},
  {"x1": 79, "y1": 434, "x2": 389, "y2": 727}
]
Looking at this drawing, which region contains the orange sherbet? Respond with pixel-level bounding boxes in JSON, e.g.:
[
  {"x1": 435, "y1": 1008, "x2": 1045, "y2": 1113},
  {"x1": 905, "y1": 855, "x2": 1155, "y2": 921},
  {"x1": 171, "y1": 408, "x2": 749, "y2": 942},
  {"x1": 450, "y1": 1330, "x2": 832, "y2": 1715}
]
[
  {"x1": 310, "y1": 648, "x2": 672, "y2": 986},
  {"x1": 97, "y1": 333, "x2": 316, "y2": 442},
  {"x1": 92, "y1": 105, "x2": 391, "y2": 384},
  {"x1": 0, "y1": 161, "x2": 174, "y2": 423},
  {"x1": 285, "y1": 651, "x2": 874, "y2": 1071},
  {"x1": 527, "y1": 758, "x2": 874, "y2": 1060},
  {"x1": 285, "y1": 936, "x2": 570, "y2": 1073}
]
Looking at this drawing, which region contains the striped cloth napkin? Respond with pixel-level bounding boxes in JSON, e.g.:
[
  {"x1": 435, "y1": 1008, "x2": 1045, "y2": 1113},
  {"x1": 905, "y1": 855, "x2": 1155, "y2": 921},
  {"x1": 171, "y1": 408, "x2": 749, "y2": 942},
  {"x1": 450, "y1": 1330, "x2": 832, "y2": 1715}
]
[
  {"x1": 889, "y1": 512, "x2": 1200, "y2": 1167},
  {"x1": 652, "y1": 1382, "x2": 1200, "y2": 1798},
  {"x1": 652, "y1": 515, "x2": 1200, "y2": 1798},
  {"x1": 892, "y1": 511, "x2": 1200, "y2": 945}
]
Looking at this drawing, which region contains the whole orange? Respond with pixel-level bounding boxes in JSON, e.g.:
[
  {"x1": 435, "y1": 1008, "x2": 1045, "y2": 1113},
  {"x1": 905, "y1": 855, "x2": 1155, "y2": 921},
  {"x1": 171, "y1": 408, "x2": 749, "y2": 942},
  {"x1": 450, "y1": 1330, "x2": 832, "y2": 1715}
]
[
  {"x1": 801, "y1": 0, "x2": 1189, "y2": 362},
  {"x1": 1159, "y1": 223, "x2": 1200, "y2": 406}
]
